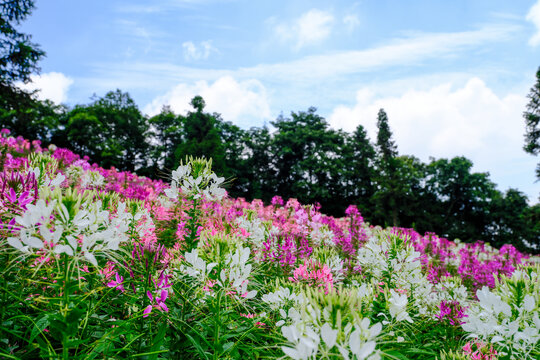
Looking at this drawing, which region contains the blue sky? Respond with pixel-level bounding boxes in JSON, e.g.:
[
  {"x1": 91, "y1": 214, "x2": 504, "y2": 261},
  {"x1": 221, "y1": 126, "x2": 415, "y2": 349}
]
[{"x1": 18, "y1": 0, "x2": 540, "y2": 202}]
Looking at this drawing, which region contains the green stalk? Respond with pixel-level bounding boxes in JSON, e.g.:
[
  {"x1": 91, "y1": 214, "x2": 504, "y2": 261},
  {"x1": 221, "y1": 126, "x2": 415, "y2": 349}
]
[
  {"x1": 213, "y1": 291, "x2": 221, "y2": 360},
  {"x1": 0, "y1": 252, "x2": 10, "y2": 327},
  {"x1": 185, "y1": 197, "x2": 200, "y2": 251},
  {"x1": 62, "y1": 253, "x2": 70, "y2": 360}
]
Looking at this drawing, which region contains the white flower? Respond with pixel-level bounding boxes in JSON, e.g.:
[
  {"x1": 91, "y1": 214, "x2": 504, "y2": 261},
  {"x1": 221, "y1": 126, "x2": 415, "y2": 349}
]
[
  {"x1": 15, "y1": 199, "x2": 55, "y2": 228},
  {"x1": 262, "y1": 286, "x2": 302, "y2": 311},
  {"x1": 182, "y1": 249, "x2": 217, "y2": 281},
  {"x1": 320, "y1": 323, "x2": 338, "y2": 349},
  {"x1": 281, "y1": 325, "x2": 320, "y2": 360},
  {"x1": 164, "y1": 183, "x2": 178, "y2": 200},
  {"x1": 523, "y1": 295, "x2": 535, "y2": 312},
  {"x1": 171, "y1": 164, "x2": 191, "y2": 184},
  {"x1": 476, "y1": 286, "x2": 511, "y2": 317},
  {"x1": 388, "y1": 290, "x2": 413, "y2": 323},
  {"x1": 80, "y1": 170, "x2": 104, "y2": 188}
]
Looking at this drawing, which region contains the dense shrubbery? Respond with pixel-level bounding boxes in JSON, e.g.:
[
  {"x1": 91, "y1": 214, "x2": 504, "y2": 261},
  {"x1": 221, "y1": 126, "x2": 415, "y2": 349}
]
[{"x1": 1, "y1": 130, "x2": 538, "y2": 359}]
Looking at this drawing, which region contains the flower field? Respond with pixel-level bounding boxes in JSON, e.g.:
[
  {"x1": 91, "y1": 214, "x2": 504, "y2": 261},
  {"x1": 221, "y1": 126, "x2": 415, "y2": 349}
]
[{"x1": 0, "y1": 129, "x2": 539, "y2": 360}]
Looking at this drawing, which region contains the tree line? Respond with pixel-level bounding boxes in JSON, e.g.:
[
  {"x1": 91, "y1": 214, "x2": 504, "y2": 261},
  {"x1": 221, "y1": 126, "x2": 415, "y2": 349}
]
[{"x1": 1, "y1": 90, "x2": 539, "y2": 253}]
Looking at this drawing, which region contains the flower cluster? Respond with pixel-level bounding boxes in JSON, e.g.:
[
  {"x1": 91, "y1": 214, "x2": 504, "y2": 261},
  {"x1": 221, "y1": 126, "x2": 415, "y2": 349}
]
[
  {"x1": 288, "y1": 260, "x2": 334, "y2": 294},
  {"x1": 1, "y1": 130, "x2": 539, "y2": 359},
  {"x1": 164, "y1": 157, "x2": 226, "y2": 201}
]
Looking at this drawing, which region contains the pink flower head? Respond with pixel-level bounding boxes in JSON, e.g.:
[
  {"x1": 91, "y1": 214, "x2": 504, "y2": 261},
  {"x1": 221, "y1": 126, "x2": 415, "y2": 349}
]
[
  {"x1": 143, "y1": 289, "x2": 169, "y2": 317},
  {"x1": 107, "y1": 273, "x2": 125, "y2": 293},
  {"x1": 288, "y1": 260, "x2": 334, "y2": 293},
  {"x1": 271, "y1": 195, "x2": 284, "y2": 206},
  {"x1": 436, "y1": 300, "x2": 467, "y2": 326},
  {"x1": 462, "y1": 340, "x2": 498, "y2": 360}
]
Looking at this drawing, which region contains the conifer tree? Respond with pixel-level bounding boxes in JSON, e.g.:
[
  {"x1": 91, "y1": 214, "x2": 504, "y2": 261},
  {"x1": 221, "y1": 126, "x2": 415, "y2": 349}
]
[
  {"x1": 524, "y1": 67, "x2": 540, "y2": 180},
  {"x1": 374, "y1": 108, "x2": 400, "y2": 227}
]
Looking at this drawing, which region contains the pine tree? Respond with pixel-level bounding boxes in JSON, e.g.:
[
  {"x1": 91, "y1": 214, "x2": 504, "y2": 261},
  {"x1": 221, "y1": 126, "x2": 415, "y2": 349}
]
[
  {"x1": 342, "y1": 124, "x2": 376, "y2": 221},
  {"x1": 524, "y1": 67, "x2": 540, "y2": 180},
  {"x1": 374, "y1": 108, "x2": 399, "y2": 227},
  {"x1": 376, "y1": 108, "x2": 397, "y2": 161}
]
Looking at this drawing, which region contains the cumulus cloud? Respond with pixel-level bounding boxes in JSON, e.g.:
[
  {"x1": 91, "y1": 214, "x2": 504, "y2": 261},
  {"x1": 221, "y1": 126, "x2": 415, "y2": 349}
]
[
  {"x1": 143, "y1": 76, "x2": 271, "y2": 127},
  {"x1": 329, "y1": 77, "x2": 527, "y2": 175},
  {"x1": 17, "y1": 72, "x2": 73, "y2": 104},
  {"x1": 182, "y1": 40, "x2": 218, "y2": 61},
  {"x1": 526, "y1": 0, "x2": 540, "y2": 46},
  {"x1": 272, "y1": 9, "x2": 334, "y2": 50}
]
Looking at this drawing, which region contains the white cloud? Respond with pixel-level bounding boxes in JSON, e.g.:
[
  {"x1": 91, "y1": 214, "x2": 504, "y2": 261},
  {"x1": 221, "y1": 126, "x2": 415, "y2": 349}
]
[
  {"x1": 343, "y1": 14, "x2": 360, "y2": 32},
  {"x1": 526, "y1": 0, "x2": 540, "y2": 46},
  {"x1": 329, "y1": 78, "x2": 529, "y2": 185},
  {"x1": 250, "y1": 24, "x2": 519, "y2": 82},
  {"x1": 143, "y1": 76, "x2": 271, "y2": 127},
  {"x1": 272, "y1": 9, "x2": 334, "y2": 50},
  {"x1": 17, "y1": 72, "x2": 73, "y2": 104},
  {"x1": 182, "y1": 40, "x2": 218, "y2": 61},
  {"x1": 87, "y1": 23, "x2": 518, "y2": 93}
]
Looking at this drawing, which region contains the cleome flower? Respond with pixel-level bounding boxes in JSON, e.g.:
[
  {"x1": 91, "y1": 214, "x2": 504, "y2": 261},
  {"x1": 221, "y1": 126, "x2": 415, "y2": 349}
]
[
  {"x1": 165, "y1": 157, "x2": 226, "y2": 201},
  {"x1": 462, "y1": 267, "x2": 540, "y2": 359},
  {"x1": 6, "y1": 190, "x2": 137, "y2": 267}
]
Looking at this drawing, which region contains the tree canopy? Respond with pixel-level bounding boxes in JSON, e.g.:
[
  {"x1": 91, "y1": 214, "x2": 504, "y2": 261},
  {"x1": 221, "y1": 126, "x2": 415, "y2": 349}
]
[{"x1": 524, "y1": 67, "x2": 540, "y2": 180}]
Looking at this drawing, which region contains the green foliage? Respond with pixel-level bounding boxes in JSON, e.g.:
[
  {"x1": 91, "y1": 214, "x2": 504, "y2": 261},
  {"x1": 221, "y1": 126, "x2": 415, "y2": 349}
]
[
  {"x1": 0, "y1": 95, "x2": 65, "y2": 146},
  {"x1": 341, "y1": 124, "x2": 377, "y2": 222},
  {"x1": 0, "y1": 0, "x2": 45, "y2": 86},
  {"x1": 175, "y1": 96, "x2": 225, "y2": 175},
  {"x1": 523, "y1": 67, "x2": 540, "y2": 180},
  {"x1": 243, "y1": 126, "x2": 275, "y2": 202},
  {"x1": 425, "y1": 157, "x2": 498, "y2": 242},
  {"x1": 63, "y1": 90, "x2": 150, "y2": 172},
  {"x1": 271, "y1": 107, "x2": 346, "y2": 215},
  {"x1": 146, "y1": 105, "x2": 184, "y2": 175},
  {"x1": 374, "y1": 108, "x2": 400, "y2": 227}
]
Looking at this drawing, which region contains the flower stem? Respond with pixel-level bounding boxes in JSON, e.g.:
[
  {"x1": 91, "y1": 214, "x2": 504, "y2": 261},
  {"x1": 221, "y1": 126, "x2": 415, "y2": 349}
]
[{"x1": 62, "y1": 253, "x2": 69, "y2": 360}]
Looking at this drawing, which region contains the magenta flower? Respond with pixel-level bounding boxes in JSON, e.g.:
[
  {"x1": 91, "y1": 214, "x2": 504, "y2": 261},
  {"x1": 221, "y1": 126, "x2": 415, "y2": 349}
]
[
  {"x1": 436, "y1": 300, "x2": 467, "y2": 326},
  {"x1": 106, "y1": 273, "x2": 125, "y2": 293},
  {"x1": 143, "y1": 289, "x2": 169, "y2": 317}
]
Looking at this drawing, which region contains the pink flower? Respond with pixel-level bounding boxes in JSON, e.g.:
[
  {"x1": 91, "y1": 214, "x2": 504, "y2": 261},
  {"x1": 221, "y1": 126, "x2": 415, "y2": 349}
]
[
  {"x1": 107, "y1": 273, "x2": 125, "y2": 293},
  {"x1": 143, "y1": 289, "x2": 169, "y2": 317},
  {"x1": 240, "y1": 313, "x2": 256, "y2": 319},
  {"x1": 288, "y1": 260, "x2": 334, "y2": 293}
]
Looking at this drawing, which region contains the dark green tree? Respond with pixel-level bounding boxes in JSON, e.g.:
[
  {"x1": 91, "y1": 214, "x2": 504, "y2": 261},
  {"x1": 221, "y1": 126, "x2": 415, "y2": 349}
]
[
  {"x1": 1, "y1": 97, "x2": 65, "y2": 145},
  {"x1": 174, "y1": 96, "x2": 225, "y2": 174},
  {"x1": 342, "y1": 124, "x2": 376, "y2": 221},
  {"x1": 146, "y1": 106, "x2": 184, "y2": 176},
  {"x1": 392, "y1": 155, "x2": 431, "y2": 231},
  {"x1": 244, "y1": 126, "x2": 275, "y2": 202},
  {"x1": 1, "y1": 0, "x2": 44, "y2": 87},
  {"x1": 216, "y1": 119, "x2": 249, "y2": 198},
  {"x1": 524, "y1": 67, "x2": 540, "y2": 181},
  {"x1": 271, "y1": 107, "x2": 345, "y2": 215},
  {"x1": 426, "y1": 157, "x2": 498, "y2": 242},
  {"x1": 487, "y1": 188, "x2": 532, "y2": 251},
  {"x1": 373, "y1": 108, "x2": 400, "y2": 226},
  {"x1": 61, "y1": 109, "x2": 107, "y2": 160},
  {"x1": 63, "y1": 90, "x2": 149, "y2": 172},
  {"x1": 0, "y1": 0, "x2": 52, "y2": 143},
  {"x1": 522, "y1": 203, "x2": 540, "y2": 254},
  {"x1": 375, "y1": 108, "x2": 397, "y2": 160}
]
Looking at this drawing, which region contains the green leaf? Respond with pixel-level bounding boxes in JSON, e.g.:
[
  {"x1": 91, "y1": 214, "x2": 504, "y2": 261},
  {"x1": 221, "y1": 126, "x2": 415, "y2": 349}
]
[{"x1": 29, "y1": 315, "x2": 49, "y2": 343}]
